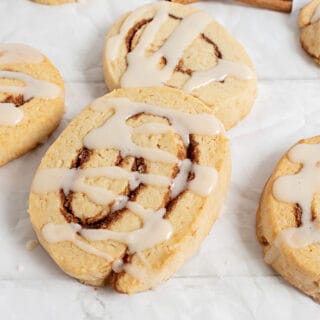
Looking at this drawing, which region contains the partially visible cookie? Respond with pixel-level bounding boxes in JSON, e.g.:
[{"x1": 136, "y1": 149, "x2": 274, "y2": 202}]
[
  {"x1": 103, "y1": 1, "x2": 257, "y2": 130},
  {"x1": 32, "y1": 0, "x2": 77, "y2": 5},
  {"x1": 299, "y1": 0, "x2": 320, "y2": 65},
  {"x1": 0, "y1": 44, "x2": 64, "y2": 166},
  {"x1": 29, "y1": 86, "x2": 231, "y2": 294},
  {"x1": 257, "y1": 136, "x2": 320, "y2": 302}
]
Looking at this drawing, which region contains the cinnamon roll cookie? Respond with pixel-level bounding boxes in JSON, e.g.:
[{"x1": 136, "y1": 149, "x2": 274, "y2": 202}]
[
  {"x1": 103, "y1": 2, "x2": 257, "y2": 130},
  {"x1": 29, "y1": 87, "x2": 231, "y2": 294},
  {"x1": 32, "y1": 0, "x2": 77, "y2": 5},
  {"x1": 0, "y1": 44, "x2": 64, "y2": 167},
  {"x1": 257, "y1": 136, "x2": 320, "y2": 302},
  {"x1": 299, "y1": 0, "x2": 320, "y2": 65}
]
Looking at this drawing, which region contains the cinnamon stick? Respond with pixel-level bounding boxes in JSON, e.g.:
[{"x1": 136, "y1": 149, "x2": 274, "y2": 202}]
[{"x1": 169, "y1": 0, "x2": 292, "y2": 13}]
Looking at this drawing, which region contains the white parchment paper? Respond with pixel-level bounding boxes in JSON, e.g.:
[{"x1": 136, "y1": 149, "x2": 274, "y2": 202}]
[{"x1": 0, "y1": 0, "x2": 320, "y2": 318}]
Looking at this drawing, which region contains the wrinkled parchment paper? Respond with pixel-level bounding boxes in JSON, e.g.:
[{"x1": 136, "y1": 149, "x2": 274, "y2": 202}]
[{"x1": 0, "y1": 0, "x2": 319, "y2": 318}]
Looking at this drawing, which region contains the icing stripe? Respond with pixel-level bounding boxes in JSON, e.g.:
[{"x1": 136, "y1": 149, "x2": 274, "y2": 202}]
[
  {"x1": 0, "y1": 103, "x2": 23, "y2": 126},
  {"x1": 0, "y1": 71, "x2": 61, "y2": 101}
]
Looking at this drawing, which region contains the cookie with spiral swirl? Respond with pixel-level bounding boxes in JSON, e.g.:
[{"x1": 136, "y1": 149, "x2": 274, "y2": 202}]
[
  {"x1": 103, "y1": 1, "x2": 257, "y2": 130},
  {"x1": 257, "y1": 136, "x2": 320, "y2": 302},
  {"x1": 0, "y1": 43, "x2": 64, "y2": 166},
  {"x1": 29, "y1": 86, "x2": 231, "y2": 294}
]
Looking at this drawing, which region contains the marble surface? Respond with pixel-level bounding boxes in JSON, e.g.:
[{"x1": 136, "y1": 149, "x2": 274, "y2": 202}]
[{"x1": 0, "y1": 0, "x2": 320, "y2": 318}]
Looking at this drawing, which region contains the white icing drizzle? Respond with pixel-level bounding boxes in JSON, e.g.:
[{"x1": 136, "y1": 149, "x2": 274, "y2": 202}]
[
  {"x1": 0, "y1": 44, "x2": 60, "y2": 126},
  {"x1": 106, "y1": 2, "x2": 253, "y2": 92},
  {"x1": 111, "y1": 256, "x2": 148, "y2": 282},
  {"x1": 311, "y1": 4, "x2": 320, "y2": 23},
  {"x1": 106, "y1": 3, "x2": 158, "y2": 61},
  {"x1": 85, "y1": 96, "x2": 223, "y2": 154},
  {"x1": 80, "y1": 201, "x2": 172, "y2": 253},
  {"x1": 131, "y1": 122, "x2": 172, "y2": 135},
  {"x1": 170, "y1": 159, "x2": 192, "y2": 199},
  {"x1": 0, "y1": 71, "x2": 61, "y2": 101},
  {"x1": 170, "y1": 159, "x2": 217, "y2": 198},
  {"x1": 0, "y1": 103, "x2": 23, "y2": 125},
  {"x1": 0, "y1": 44, "x2": 43, "y2": 65},
  {"x1": 42, "y1": 223, "x2": 113, "y2": 261},
  {"x1": 112, "y1": 259, "x2": 124, "y2": 273},
  {"x1": 35, "y1": 96, "x2": 221, "y2": 279},
  {"x1": 183, "y1": 59, "x2": 254, "y2": 93},
  {"x1": 188, "y1": 164, "x2": 218, "y2": 196},
  {"x1": 266, "y1": 143, "x2": 320, "y2": 264},
  {"x1": 32, "y1": 166, "x2": 171, "y2": 206}
]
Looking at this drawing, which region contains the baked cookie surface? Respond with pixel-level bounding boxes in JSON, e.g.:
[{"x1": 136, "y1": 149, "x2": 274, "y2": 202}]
[
  {"x1": 103, "y1": 1, "x2": 257, "y2": 130},
  {"x1": 32, "y1": 0, "x2": 77, "y2": 5},
  {"x1": 29, "y1": 87, "x2": 231, "y2": 294},
  {"x1": 257, "y1": 136, "x2": 320, "y2": 302},
  {"x1": 299, "y1": 0, "x2": 320, "y2": 64},
  {"x1": 0, "y1": 43, "x2": 64, "y2": 167}
]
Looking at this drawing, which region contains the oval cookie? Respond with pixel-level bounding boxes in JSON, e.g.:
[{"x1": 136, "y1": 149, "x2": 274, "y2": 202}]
[
  {"x1": 0, "y1": 44, "x2": 64, "y2": 166},
  {"x1": 299, "y1": 0, "x2": 320, "y2": 65},
  {"x1": 29, "y1": 87, "x2": 231, "y2": 294},
  {"x1": 103, "y1": 1, "x2": 257, "y2": 130},
  {"x1": 257, "y1": 136, "x2": 320, "y2": 302}
]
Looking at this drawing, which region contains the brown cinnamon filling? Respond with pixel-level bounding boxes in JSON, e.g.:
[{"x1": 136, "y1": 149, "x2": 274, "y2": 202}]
[
  {"x1": 259, "y1": 235, "x2": 269, "y2": 246},
  {"x1": 60, "y1": 148, "x2": 150, "y2": 228},
  {"x1": 124, "y1": 15, "x2": 224, "y2": 87},
  {"x1": 294, "y1": 203, "x2": 302, "y2": 227},
  {"x1": 126, "y1": 18, "x2": 153, "y2": 52},
  {"x1": 125, "y1": 14, "x2": 183, "y2": 53},
  {"x1": 164, "y1": 135, "x2": 199, "y2": 219},
  {"x1": 168, "y1": 13, "x2": 183, "y2": 20},
  {"x1": 187, "y1": 134, "x2": 200, "y2": 164},
  {"x1": 201, "y1": 33, "x2": 222, "y2": 59},
  {"x1": 160, "y1": 56, "x2": 167, "y2": 67},
  {"x1": 60, "y1": 131, "x2": 197, "y2": 229},
  {"x1": 132, "y1": 157, "x2": 146, "y2": 173},
  {"x1": 187, "y1": 171, "x2": 195, "y2": 182},
  {"x1": 60, "y1": 189, "x2": 126, "y2": 229},
  {"x1": 174, "y1": 59, "x2": 192, "y2": 75},
  {"x1": 2, "y1": 94, "x2": 30, "y2": 107},
  {"x1": 70, "y1": 147, "x2": 92, "y2": 169},
  {"x1": 311, "y1": 207, "x2": 317, "y2": 222},
  {"x1": 173, "y1": 33, "x2": 223, "y2": 82}
]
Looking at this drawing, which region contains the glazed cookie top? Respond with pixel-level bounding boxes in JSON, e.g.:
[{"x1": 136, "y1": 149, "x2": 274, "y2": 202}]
[
  {"x1": 29, "y1": 87, "x2": 229, "y2": 288},
  {"x1": 263, "y1": 137, "x2": 320, "y2": 269},
  {"x1": 103, "y1": 1, "x2": 257, "y2": 129},
  {"x1": 0, "y1": 44, "x2": 63, "y2": 127}
]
